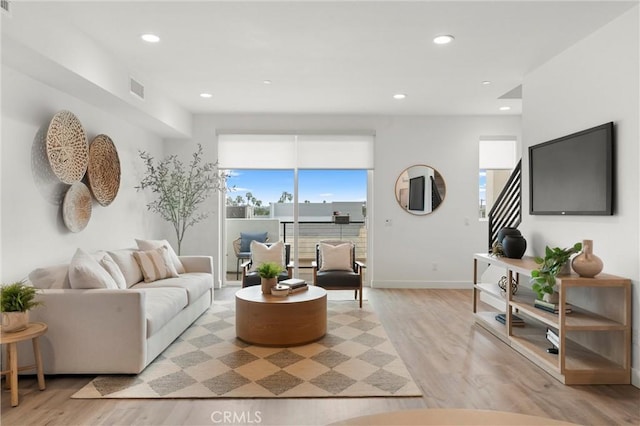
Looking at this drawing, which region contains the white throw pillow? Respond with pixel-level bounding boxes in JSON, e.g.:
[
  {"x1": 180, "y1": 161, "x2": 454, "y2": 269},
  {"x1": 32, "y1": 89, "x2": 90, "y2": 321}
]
[
  {"x1": 133, "y1": 246, "x2": 180, "y2": 283},
  {"x1": 135, "y1": 239, "x2": 185, "y2": 274},
  {"x1": 69, "y1": 248, "x2": 118, "y2": 289},
  {"x1": 250, "y1": 241, "x2": 285, "y2": 272},
  {"x1": 107, "y1": 249, "x2": 143, "y2": 287},
  {"x1": 320, "y1": 243, "x2": 353, "y2": 272},
  {"x1": 28, "y1": 264, "x2": 71, "y2": 289},
  {"x1": 98, "y1": 253, "x2": 127, "y2": 289}
]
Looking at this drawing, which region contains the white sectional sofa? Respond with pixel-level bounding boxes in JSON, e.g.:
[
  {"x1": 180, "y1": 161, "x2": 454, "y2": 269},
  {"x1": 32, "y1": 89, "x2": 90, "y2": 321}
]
[{"x1": 20, "y1": 245, "x2": 213, "y2": 374}]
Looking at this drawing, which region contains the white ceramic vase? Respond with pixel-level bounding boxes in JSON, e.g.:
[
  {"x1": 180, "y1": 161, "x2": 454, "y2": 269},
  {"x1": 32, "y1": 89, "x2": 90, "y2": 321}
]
[
  {"x1": 2, "y1": 311, "x2": 29, "y2": 333},
  {"x1": 542, "y1": 292, "x2": 559, "y2": 304}
]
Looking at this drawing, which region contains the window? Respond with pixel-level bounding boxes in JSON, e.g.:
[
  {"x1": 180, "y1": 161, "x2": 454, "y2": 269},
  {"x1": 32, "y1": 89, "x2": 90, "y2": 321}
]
[{"x1": 479, "y1": 139, "x2": 516, "y2": 219}]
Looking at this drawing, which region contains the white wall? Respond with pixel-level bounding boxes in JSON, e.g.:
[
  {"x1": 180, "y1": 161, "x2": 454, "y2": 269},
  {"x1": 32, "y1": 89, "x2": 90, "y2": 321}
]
[
  {"x1": 169, "y1": 114, "x2": 521, "y2": 288},
  {"x1": 1, "y1": 65, "x2": 164, "y2": 282},
  {"x1": 520, "y1": 7, "x2": 640, "y2": 385}
]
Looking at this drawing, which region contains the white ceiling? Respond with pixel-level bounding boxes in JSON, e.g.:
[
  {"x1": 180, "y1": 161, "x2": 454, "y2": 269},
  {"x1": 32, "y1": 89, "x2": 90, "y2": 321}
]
[{"x1": 3, "y1": 1, "x2": 638, "y2": 116}]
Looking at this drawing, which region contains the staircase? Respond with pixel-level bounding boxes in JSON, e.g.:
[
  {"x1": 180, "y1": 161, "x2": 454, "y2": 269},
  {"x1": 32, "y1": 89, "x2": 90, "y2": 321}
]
[{"x1": 488, "y1": 159, "x2": 522, "y2": 252}]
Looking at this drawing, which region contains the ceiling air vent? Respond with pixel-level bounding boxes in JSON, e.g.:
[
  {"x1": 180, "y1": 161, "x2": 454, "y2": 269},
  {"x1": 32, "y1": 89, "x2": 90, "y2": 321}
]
[
  {"x1": 129, "y1": 77, "x2": 145, "y2": 100},
  {"x1": 1, "y1": 0, "x2": 11, "y2": 15}
]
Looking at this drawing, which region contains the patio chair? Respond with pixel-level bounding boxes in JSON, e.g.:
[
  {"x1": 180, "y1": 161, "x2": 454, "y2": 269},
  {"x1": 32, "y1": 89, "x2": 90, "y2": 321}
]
[
  {"x1": 312, "y1": 240, "x2": 364, "y2": 307},
  {"x1": 241, "y1": 241, "x2": 293, "y2": 287},
  {"x1": 233, "y1": 232, "x2": 268, "y2": 279}
]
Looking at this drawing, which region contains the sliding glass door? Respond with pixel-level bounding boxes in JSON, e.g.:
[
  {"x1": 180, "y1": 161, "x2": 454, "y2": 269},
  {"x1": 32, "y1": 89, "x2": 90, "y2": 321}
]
[
  {"x1": 224, "y1": 169, "x2": 294, "y2": 283},
  {"x1": 218, "y1": 134, "x2": 373, "y2": 285}
]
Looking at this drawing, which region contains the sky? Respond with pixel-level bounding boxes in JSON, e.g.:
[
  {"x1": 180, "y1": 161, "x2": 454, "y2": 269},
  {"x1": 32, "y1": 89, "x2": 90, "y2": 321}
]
[{"x1": 225, "y1": 169, "x2": 367, "y2": 204}]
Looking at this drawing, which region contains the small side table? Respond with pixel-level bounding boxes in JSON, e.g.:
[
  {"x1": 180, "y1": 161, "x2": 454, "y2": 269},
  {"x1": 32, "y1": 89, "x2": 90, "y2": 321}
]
[{"x1": 0, "y1": 322, "x2": 48, "y2": 407}]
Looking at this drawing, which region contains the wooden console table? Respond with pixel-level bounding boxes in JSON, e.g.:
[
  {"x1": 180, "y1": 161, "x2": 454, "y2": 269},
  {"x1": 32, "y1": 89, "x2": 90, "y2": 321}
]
[
  {"x1": 1, "y1": 322, "x2": 48, "y2": 406},
  {"x1": 473, "y1": 254, "x2": 631, "y2": 385}
]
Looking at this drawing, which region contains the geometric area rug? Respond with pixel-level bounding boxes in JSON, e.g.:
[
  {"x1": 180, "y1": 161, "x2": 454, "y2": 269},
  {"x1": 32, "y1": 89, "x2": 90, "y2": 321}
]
[{"x1": 72, "y1": 301, "x2": 422, "y2": 399}]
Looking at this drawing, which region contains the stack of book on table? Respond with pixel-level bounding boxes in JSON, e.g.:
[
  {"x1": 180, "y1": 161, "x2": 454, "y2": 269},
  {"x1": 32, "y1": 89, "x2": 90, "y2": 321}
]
[
  {"x1": 280, "y1": 278, "x2": 308, "y2": 293},
  {"x1": 534, "y1": 299, "x2": 573, "y2": 314},
  {"x1": 546, "y1": 327, "x2": 560, "y2": 348},
  {"x1": 494, "y1": 313, "x2": 525, "y2": 327}
]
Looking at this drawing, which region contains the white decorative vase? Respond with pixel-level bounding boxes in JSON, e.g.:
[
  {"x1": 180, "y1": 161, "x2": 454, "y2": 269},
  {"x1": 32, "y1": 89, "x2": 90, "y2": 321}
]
[
  {"x1": 571, "y1": 239, "x2": 603, "y2": 278},
  {"x1": 542, "y1": 292, "x2": 559, "y2": 304},
  {"x1": 2, "y1": 311, "x2": 29, "y2": 333},
  {"x1": 261, "y1": 277, "x2": 277, "y2": 295}
]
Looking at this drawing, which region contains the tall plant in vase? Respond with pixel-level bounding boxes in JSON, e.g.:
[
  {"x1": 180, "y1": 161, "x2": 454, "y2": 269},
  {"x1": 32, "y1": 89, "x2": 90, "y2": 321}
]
[{"x1": 137, "y1": 144, "x2": 227, "y2": 254}]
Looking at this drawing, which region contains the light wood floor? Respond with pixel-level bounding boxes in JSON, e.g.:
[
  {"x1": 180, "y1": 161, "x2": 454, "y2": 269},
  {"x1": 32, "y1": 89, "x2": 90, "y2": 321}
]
[{"x1": 2, "y1": 288, "x2": 639, "y2": 425}]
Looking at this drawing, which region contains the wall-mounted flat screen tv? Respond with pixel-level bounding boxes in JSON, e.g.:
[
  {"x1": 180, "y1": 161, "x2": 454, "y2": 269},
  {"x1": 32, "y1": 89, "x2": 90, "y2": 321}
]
[
  {"x1": 529, "y1": 122, "x2": 613, "y2": 215},
  {"x1": 408, "y1": 176, "x2": 425, "y2": 211}
]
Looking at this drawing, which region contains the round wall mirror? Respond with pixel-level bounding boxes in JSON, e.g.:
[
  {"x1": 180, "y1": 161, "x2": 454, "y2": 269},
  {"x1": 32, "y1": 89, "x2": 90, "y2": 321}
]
[{"x1": 395, "y1": 165, "x2": 446, "y2": 215}]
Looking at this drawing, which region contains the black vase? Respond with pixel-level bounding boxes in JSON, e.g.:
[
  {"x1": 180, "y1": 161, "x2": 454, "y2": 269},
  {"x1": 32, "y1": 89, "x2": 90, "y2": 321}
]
[
  {"x1": 497, "y1": 227, "x2": 521, "y2": 245},
  {"x1": 502, "y1": 235, "x2": 527, "y2": 259}
]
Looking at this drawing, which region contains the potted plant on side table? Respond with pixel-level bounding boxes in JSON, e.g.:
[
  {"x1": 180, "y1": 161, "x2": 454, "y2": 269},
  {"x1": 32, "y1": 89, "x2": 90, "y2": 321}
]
[
  {"x1": 530, "y1": 242, "x2": 582, "y2": 304},
  {"x1": 1, "y1": 281, "x2": 42, "y2": 333},
  {"x1": 256, "y1": 262, "x2": 283, "y2": 295}
]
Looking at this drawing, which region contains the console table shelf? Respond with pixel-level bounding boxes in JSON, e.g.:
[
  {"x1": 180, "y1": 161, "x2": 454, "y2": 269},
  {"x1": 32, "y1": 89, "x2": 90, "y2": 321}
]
[{"x1": 472, "y1": 253, "x2": 631, "y2": 385}]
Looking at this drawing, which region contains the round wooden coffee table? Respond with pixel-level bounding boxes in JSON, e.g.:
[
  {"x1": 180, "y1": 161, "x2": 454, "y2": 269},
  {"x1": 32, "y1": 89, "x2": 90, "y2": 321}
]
[{"x1": 235, "y1": 285, "x2": 327, "y2": 346}]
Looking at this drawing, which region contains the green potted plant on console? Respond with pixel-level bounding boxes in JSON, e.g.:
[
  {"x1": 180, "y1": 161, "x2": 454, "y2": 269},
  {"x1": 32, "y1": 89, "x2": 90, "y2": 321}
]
[
  {"x1": 530, "y1": 242, "x2": 582, "y2": 303},
  {"x1": 256, "y1": 262, "x2": 283, "y2": 295},
  {"x1": 1, "y1": 281, "x2": 42, "y2": 332}
]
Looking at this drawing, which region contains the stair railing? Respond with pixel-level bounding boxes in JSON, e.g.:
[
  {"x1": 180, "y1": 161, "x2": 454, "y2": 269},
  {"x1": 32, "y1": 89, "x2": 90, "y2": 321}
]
[{"x1": 488, "y1": 159, "x2": 522, "y2": 252}]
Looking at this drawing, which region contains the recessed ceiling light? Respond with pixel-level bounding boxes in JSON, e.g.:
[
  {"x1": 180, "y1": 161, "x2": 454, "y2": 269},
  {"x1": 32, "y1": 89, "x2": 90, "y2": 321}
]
[
  {"x1": 499, "y1": 106, "x2": 511, "y2": 111},
  {"x1": 433, "y1": 34, "x2": 455, "y2": 45},
  {"x1": 141, "y1": 34, "x2": 160, "y2": 43},
  {"x1": 482, "y1": 81, "x2": 492, "y2": 85},
  {"x1": 263, "y1": 80, "x2": 272, "y2": 85},
  {"x1": 393, "y1": 93, "x2": 407, "y2": 100},
  {"x1": 200, "y1": 93, "x2": 212, "y2": 98}
]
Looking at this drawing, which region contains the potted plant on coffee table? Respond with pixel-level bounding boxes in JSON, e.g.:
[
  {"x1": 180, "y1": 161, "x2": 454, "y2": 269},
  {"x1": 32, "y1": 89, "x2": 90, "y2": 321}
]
[
  {"x1": 256, "y1": 262, "x2": 283, "y2": 295},
  {"x1": 1, "y1": 281, "x2": 42, "y2": 332},
  {"x1": 530, "y1": 242, "x2": 582, "y2": 303}
]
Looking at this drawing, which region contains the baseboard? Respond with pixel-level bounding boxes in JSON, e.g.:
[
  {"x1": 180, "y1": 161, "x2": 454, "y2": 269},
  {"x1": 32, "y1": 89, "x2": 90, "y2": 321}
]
[
  {"x1": 371, "y1": 280, "x2": 472, "y2": 289},
  {"x1": 632, "y1": 367, "x2": 639, "y2": 388}
]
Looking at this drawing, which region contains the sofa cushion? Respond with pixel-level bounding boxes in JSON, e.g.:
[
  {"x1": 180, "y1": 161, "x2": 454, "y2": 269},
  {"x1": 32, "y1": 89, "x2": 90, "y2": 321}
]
[
  {"x1": 136, "y1": 287, "x2": 188, "y2": 337},
  {"x1": 316, "y1": 270, "x2": 360, "y2": 288},
  {"x1": 135, "y1": 239, "x2": 185, "y2": 274},
  {"x1": 28, "y1": 263, "x2": 71, "y2": 289},
  {"x1": 69, "y1": 249, "x2": 118, "y2": 289},
  {"x1": 131, "y1": 273, "x2": 211, "y2": 305},
  {"x1": 133, "y1": 247, "x2": 179, "y2": 283},
  {"x1": 108, "y1": 249, "x2": 143, "y2": 287}
]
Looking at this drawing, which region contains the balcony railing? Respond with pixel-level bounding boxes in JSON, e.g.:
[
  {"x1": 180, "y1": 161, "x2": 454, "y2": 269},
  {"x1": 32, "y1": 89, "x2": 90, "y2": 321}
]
[
  {"x1": 226, "y1": 219, "x2": 367, "y2": 275},
  {"x1": 280, "y1": 221, "x2": 367, "y2": 265}
]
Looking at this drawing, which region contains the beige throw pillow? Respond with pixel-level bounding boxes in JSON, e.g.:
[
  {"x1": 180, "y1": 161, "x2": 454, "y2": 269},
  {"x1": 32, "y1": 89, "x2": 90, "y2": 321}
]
[
  {"x1": 319, "y1": 243, "x2": 353, "y2": 271},
  {"x1": 69, "y1": 248, "x2": 118, "y2": 289},
  {"x1": 133, "y1": 246, "x2": 180, "y2": 283},
  {"x1": 135, "y1": 239, "x2": 185, "y2": 274},
  {"x1": 250, "y1": 241, "x2": 285, "y2": 272}
]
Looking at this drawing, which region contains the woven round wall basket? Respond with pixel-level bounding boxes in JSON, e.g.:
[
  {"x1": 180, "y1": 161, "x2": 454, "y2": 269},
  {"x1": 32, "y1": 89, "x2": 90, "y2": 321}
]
[
  {"x1": 87, "y1": 134, "x2": 121, "y2": 206},
  {"x1": 62, "y1": 182, "x2": 92, "y2": 233},
  {"x1": 46, "y1": 110, "x2": 88, "y2": 184}
]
